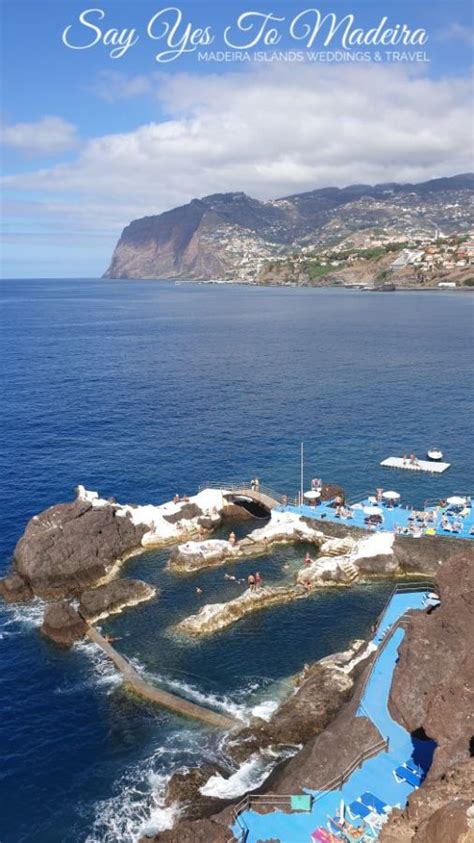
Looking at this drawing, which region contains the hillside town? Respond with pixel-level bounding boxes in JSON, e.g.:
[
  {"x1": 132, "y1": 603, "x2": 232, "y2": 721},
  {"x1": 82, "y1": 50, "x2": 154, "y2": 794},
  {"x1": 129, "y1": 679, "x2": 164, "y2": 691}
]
[{"x1": 255, "y1": 230, "x2": 474, "y2": 289}]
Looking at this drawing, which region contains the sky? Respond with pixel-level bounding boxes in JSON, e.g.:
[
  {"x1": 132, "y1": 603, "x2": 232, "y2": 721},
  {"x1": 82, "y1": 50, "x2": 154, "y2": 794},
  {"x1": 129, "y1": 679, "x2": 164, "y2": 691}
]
[{"x1": 0, "y1": 0, "x2": 473, "y2": 278}]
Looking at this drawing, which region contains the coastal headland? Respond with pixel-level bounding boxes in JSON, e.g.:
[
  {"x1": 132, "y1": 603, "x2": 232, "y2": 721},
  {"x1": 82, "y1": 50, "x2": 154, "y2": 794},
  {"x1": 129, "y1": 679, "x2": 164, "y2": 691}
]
[{"x1": 1, "y1": 480, "x2": 473, "y2": 840}]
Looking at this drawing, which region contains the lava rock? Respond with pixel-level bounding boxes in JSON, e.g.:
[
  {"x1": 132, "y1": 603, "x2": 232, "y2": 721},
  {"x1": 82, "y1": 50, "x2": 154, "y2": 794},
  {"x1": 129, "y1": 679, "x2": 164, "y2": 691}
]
[
  {"x1": 228, "y1": 642, "x2": 369, "y2": 764},
  {"x1": 41, "y1": 601, "x2": 88, "y2": 646},
  {"x1": 163, "y1": 503, "x2": 202, "y2": 524},
  {"x1": 11, "y1": 497, "x2": 147, "y2": 599},
  {"x1": 380, "y1": 759, "x2": 474, "y2": 843},
  {"x1": 78, "y1": 578, "x2": 156, "y2": 622},
  {"x1": 389, "y1": 551, "x2": 474, "y2": 778},
  {"x1": 0, "y1": 572, "x2": 33, "y2": 603},
  {"x1": 164, "y1": 764, "x2": 233, "y2": 822}
]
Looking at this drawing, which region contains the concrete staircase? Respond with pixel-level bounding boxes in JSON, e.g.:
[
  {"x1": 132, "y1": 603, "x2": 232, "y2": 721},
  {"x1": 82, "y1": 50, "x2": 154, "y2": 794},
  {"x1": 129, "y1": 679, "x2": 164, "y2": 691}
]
[{"x1": 339, "y1": 557, "x2": 359, "y2": 583}]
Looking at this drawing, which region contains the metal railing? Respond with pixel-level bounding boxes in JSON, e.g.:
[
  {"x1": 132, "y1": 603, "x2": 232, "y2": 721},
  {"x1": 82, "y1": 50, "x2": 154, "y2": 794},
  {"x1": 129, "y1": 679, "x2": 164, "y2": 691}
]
[
  {"x1": 230, "y1": 737, "x2": 389, "y2": 841},
  {"x1": 198, "y1": 481, "x2": 289, "y2": 505},
  {"x1": 227, "y1": 580, "x2": 436, "y2": 843}
]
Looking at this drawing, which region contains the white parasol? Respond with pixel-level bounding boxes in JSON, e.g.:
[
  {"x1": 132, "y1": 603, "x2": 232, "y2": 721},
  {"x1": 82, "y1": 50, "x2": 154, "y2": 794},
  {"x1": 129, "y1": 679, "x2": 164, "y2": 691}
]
[
  {"x1": 364, "y1": 505, "x2": 383, "y2": 516},
  {"x1": 446, "y1": 496, "x2": 465, "y2": 506}
]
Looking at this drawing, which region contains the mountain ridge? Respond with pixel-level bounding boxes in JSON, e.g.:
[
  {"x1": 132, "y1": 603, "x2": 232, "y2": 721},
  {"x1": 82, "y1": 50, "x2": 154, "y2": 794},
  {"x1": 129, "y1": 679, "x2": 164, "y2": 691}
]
[{"x1": 103, "y1": 174, "x2": 474, "y2": 281}]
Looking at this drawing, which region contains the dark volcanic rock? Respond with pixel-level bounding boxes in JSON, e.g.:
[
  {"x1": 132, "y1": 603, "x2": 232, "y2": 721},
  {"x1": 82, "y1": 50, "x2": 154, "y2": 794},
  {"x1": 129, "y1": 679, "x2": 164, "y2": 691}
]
[
  {"x1": 380, "y1": 759, "x2": 474, "y2": 843},
  {"x1": 268, "y1": 710, "x2": 381, "y2": 795},
  {"x1": 389, "y1": 551, "x2": 474, "y2": 778},
  {"x1": 163, "y1": 503, "x2": 202, "y2": 524},
  {"x1": 227, "y1": 650, "x2": 363, "y2": 764},
  {"x1": 163, "y1": 764, "x2": 233, "y2": 822},
  {"x1": 11, "y1": 498, "x2": 147, "y2": 599},
  {"x1": 41, "y1": 601, "x2": 88, "y2": 646},
  {"x1": 78, "y1": 578, "x2": 156, "y2": 622},
  {"x1": 0, "y1": 572, "x2": 33, "y2": 603}
]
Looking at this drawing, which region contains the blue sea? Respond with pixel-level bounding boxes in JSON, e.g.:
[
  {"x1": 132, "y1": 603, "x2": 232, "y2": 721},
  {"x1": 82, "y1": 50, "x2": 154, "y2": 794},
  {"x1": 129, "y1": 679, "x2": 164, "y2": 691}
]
[{"x1": 0, "y1": 280, "x2": 472, "y2": 843}]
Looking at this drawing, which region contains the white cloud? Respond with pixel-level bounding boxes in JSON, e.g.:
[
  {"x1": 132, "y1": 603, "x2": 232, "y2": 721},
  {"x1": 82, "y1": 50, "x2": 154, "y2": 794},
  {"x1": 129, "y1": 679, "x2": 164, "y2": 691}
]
[
  {"x1": 437, "y1": 23, "x2": 474, "y2": 48},
  {"x1": 0, "y1": 115, "x2": 79, "y2": 155},
  {"x1": 90, "y1": 71, "x2": 155, "y2": 102},
  {"x1": 3, "y1": 64, "x2": 473, "y2": 240}
]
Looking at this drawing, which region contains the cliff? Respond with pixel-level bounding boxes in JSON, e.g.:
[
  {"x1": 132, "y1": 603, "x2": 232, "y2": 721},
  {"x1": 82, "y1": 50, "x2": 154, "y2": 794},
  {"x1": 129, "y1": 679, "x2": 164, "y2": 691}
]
[{"x1": 103, "y1": 175, "x2": 474, "y2": 281}]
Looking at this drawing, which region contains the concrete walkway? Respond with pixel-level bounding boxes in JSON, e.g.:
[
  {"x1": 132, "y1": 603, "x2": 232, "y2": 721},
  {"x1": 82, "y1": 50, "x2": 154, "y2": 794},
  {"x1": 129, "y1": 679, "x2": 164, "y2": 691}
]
[
  {"x1": 87, "y1": 627, "x2": 241, "y2": 730},
  {"x1": 233, "y1": 590, "x2": 433, "y2": 842}
]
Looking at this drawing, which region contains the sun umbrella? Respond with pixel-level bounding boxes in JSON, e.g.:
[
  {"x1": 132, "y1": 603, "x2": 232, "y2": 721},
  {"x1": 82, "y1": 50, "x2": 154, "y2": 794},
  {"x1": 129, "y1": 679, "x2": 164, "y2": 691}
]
[
  {"x1": 364, "y1": 505, "x2": 383, "y2": 515},
  {"x1": 446, "y1": 496, "x2": 465, "y2": 506},
  {"x1": 383, "y1": 491, "x2": 400, "y2": 500},
  {"x1": 304, "y1": 490, "x2": 321, "y2": 500}
]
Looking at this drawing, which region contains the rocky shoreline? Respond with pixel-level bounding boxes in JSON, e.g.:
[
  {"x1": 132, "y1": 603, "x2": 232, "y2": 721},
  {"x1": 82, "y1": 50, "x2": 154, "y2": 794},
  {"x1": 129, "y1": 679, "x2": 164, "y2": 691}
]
[
  {"x1": 0, "y1": 485, "x2": 229, "y2": 643},
  {"x1": 2, "y1": 484, "x2": 473, "y2": 842},
  {"x1": 142, "y1": 548, "x2": 474, "y2": 843}
]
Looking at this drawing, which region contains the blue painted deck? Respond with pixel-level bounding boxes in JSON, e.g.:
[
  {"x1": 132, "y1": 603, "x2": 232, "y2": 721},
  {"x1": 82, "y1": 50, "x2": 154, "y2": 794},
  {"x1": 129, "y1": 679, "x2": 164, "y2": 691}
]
[
  {"x1": 233, "y1": 590, "x2": 435, "y2": 842},
  {"x1": 281, "y1": 495, "x2": 474, "y2": 541}
]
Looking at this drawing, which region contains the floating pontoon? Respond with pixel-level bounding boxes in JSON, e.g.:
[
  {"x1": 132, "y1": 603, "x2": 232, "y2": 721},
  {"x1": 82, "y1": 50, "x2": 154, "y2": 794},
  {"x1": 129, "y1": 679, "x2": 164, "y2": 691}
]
[{"x1": 381, "y1": 457, "x2": 450, "y2": 474}]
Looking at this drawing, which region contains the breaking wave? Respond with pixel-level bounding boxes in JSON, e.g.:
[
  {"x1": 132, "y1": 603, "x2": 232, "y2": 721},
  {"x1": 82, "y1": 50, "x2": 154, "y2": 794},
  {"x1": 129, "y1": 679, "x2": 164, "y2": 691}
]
[
  {"x1": 0, "y1": 597, "x2": 45, "y2": 637},
  {"x1": 84, "y1": 767, "x2": 179, "y2": 843},
  {"x1": 199, "y1": 745, "x2": 298, "y2": 799},
  {"x1": 72, "y1": 639, "x2": 123, "y2": 692}
]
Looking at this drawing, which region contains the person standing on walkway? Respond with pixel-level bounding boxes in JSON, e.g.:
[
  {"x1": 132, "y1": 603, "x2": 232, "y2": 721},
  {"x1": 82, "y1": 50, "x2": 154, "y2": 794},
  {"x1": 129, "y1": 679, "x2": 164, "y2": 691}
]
[
  {"x1": 247, "y1": 573, "x2": 256, "y2": 591},
  {"x1": 255, "y1": 571, "x2": 262, "y2": 588}
]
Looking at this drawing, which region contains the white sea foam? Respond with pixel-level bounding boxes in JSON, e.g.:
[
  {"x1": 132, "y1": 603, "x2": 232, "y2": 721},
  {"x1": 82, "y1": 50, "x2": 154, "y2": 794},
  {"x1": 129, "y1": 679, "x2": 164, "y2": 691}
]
[
  {"x1": 250, "y1": 699, "x2": 279, "y2": 721},
  {"x1": 199, "y1": 746, "x2": 296, "y2": 799},
  {"x1": 127, "y1": 658, "x2": 253, "y2": 724},
  {"x1": 0, "y1": 598, "x2": 45, "y2": 635},
  {"x1": 84, "y1": 769, "x2": 179, "y2": 843},
  {"x1": 74, "y1": 639, "x2": 123, "y2": 692}
]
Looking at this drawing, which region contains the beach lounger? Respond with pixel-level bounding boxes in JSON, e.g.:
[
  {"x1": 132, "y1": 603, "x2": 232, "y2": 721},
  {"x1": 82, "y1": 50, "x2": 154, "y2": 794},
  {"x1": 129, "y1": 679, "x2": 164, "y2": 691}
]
[
  {"x1": 327, "y1": 815, "x2": 369, "y2": 842},
  {"x1": 311, "y1": 827, "x2": 340, "y2": 842},
  {"x1": 347, "y1": 802, "x2": 383, "y2": 836},
  {"x1": 347, "y1": 801, "x2": 372, "y2": 821},
  {"x1": 404, "y1": 759, "x2": 424, "y2": 778},
  {"x1": 393, "y1": 766, "x2": 422, "y2": 787},
  {"x1": 359, "y1": 792, "x2": 390, "y2": 815}
]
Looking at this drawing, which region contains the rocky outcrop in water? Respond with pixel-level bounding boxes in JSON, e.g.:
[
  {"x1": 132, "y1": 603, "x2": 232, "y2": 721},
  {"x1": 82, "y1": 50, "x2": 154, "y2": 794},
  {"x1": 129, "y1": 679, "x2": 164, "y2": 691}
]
[
  {"x1": 41, "y1": 601, "x2": 88, "y2": 646},
  {"x1": 6, "y1": 496, "x2": 147, "y2": 601},
  {"x1": 78, "y1": 579, "x2": 156, "y2": 622},
  {"x1": 162, "y1": 764, "x2": 233, "y2": 823},
  {"x1": 169, "y1": 511, "x2": 325, "y2": 573},
  {"x1": 176, "y1": 585, "x2": 307, "y2": 636},
  {"x1": 0, "y1": 486, "x2": 229, "y2": 603},
  {"x1": 227, "y1": 641, "x2": 373, "y2": 764},
  {"x1": 169, "y1": 539, "x2": 238, "y2": 572},
  {"x1": 0, "y1": 572, "x2": 33, "y2": 603}
]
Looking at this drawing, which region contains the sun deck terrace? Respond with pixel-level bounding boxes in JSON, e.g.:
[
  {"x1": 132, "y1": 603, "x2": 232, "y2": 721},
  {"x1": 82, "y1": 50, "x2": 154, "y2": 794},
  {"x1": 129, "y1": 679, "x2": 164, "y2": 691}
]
[
  {"x1": 231, "y1": 585, "x2": 439, "y2": 842},
  {"x1": 280, "y1": 492, "x2": 474, "y2": 541}
]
